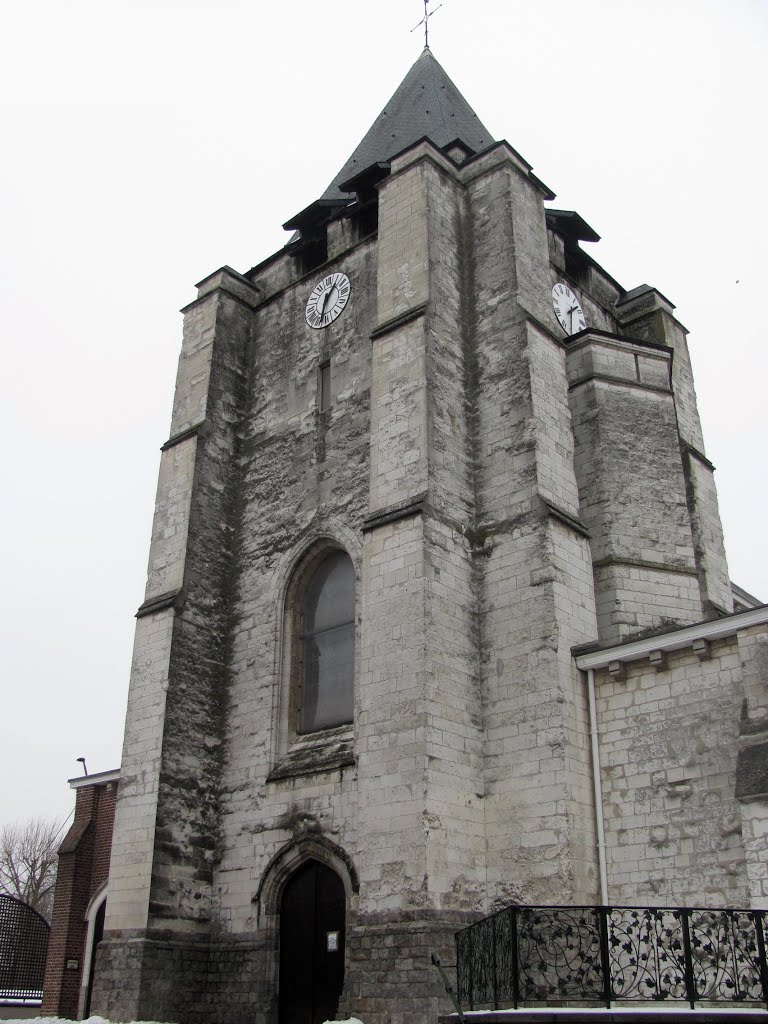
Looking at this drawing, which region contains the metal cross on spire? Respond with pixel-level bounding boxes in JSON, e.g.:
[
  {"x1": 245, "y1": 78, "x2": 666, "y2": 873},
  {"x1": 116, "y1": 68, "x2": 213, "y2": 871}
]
[{"x1": 411, "y1": 0, "x2": 442, "y2": 48}]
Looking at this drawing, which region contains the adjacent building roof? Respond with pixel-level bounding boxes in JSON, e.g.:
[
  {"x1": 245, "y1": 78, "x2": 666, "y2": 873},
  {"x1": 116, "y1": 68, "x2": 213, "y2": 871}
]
[{"x1": 319, "y1": 46, "x2": 495, "y2": 202}]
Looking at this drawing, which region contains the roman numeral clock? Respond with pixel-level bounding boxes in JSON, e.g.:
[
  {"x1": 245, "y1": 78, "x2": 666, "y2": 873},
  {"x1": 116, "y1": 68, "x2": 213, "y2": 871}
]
[
  {"x1": 305, "y1": 273, "x2": 351, "y2": 329},
  {"x1": 552, "y1": 282, "x2": 587, "y2": 335}
]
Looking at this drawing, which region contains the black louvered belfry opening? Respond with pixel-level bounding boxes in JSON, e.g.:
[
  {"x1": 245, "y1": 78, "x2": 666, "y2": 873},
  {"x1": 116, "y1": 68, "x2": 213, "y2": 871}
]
[{"x1": 0, "y1": 893, "x2": 51, "y2": 1000}]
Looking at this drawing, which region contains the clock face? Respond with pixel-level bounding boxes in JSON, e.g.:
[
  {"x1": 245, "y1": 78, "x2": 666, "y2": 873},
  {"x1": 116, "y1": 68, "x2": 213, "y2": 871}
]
[
  {"x1": 305, "y1": 272, "x2": 351, "y2": 329},
  {"x1": 552, "y1": 283, "x2": 587, "y2": 336}
]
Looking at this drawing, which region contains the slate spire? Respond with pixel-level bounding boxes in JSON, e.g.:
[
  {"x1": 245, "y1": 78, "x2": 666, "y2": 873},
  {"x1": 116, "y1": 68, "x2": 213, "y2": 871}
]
[{"x1": 320, "y1": 47, "x2": 495, "y2": 201}]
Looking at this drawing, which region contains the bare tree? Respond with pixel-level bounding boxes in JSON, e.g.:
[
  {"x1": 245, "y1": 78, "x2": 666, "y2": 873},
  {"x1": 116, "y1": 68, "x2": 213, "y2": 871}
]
[{"x1": 0, "y1": 818, "x2": 63, "y2": 921}]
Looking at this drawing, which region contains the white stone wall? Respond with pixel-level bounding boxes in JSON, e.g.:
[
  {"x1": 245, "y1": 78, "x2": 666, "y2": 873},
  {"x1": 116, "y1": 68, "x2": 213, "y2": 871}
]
[
  {"x1": 596, "y1": 638, "x2": 750, "y2": 906},
  {"x1": 685, "y1": 450, "x2": 733, "y2": 614},
  {"x1": 107, "y1": 279, "x2": 256, "y2": 934},
  {"x1": 212, "y1": 244, "x2": 376, "y2": 931},
  {"x1": 143, "y1": 438, "x2": 196, "y2": 598},
  {"x1": 106, "y1": 128, "x2": 759, "y2": 1002},
  {"x1": 358, "y1": 514, "x2": 432, "y2": 911},
  {"x1": 368, "y1": 319, "x2": 427, "y2": 513},
  {"x1": 736, "y1": 624, "x2": 768, "y2": 907},
  {"x1": 468, "y1": 154, "x2": 599, "y2": 906},
  {"x1": 614, "y1": 289, "x2": 732, "y2": 618},
  {"x1": 105, "y1": 608, "x2": 173, "y2": 931},
  {"x1": 740, "y1": 801, "x2": 768, "y2": 909},
  {"x1": 567, "y1": 335, "x2": 703, "y2": 641},
  {"x1": 169, "y1": 299, "x2": 218, "y2": 436},
  {"x1": 107, "y1": 333, "x2": 206, "y2": 933},
  {"x1": 376, "y1": 157, "x2": 429, "y2": 324}
]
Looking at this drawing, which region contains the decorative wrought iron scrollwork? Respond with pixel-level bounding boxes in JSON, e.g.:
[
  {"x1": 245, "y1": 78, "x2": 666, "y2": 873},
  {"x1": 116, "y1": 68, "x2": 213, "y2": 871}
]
[
  {"x1": 517, "y1": 907, "x2": 604, "y2": 1003},
  {"x1": 607, "y1": 907, "x2": 686, "y2": 1001},
  {"x1": 492, "y1": 903, "x2": 516, "y2": 1007},
  {"x1": 455, "y1": 904, "x2": 768, "y2": 1011},
  {"x1": 688, "y1": 909, "x2": 764, "y2": 1003}
]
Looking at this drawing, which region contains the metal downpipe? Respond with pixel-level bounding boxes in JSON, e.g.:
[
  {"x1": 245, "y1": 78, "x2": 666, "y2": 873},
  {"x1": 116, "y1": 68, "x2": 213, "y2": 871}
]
[{"x1": 587, "y1": 667, "x2": 609, "y2": 905}]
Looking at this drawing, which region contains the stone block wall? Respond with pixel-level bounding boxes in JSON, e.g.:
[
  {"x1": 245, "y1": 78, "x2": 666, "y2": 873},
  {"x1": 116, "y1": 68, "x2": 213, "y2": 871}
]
[
  {"x1": 736, "y1": 623, "x2": 768, "y2": 907},
  {"x1": 93, "y1": 935, "x2": 209, "y2": 1024},
  {"x1": 337, "y1": 911, "x2": 472, "y2": 1024},
  {"x1": 595, "y1": 634, "x2": 753, "y2": 906},
  {"x1": 105, "y1": 272, "x2": 260, "y2": 942},
  {"x1": 615, "y1": 287, "x2": 732, "y2": 617},
  {"x1": 105, "y1": 607, "x2": 172, "y2": 932},
  {"x1": 368, "y1": 318, "x2": 427, "y2": 513},
  {"x1": 566, "y1": 331, "x2": 703, "y2": 642},
  {"x1": 212, "y1": 237, "x2": 375, "y2": 935},
  {"x1": 96, "y1": 120, "x2": 758, "y2": 1024},
  {"x1": 684, "y1": 446, "x2": 734, "y2": 615},
  {"x1": 468, "y1": 152, "x2": 599, "y2": 907}
]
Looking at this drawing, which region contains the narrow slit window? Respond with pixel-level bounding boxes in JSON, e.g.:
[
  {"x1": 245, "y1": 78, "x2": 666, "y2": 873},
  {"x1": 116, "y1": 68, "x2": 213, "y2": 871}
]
[{"x1": 319, "y1": 361, "x2": 331, "y2": 412}]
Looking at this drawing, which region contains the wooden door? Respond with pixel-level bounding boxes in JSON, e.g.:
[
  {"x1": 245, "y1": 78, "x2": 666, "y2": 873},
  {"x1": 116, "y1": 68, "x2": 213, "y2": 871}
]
[{"x1": 279, "y1": 860, "x2": 345, "y2": 1024}]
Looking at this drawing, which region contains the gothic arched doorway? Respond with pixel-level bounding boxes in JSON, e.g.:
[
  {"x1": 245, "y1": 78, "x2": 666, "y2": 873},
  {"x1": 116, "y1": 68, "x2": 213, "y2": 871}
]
[{"x1": 279, "y1": 859, "x2": 346, "y2": 1024}]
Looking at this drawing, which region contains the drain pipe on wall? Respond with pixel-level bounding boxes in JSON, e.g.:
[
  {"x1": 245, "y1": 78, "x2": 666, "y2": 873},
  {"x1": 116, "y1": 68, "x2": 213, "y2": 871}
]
[{"x1": 586, "y1": 668, "x2": 609, "y2": 906}]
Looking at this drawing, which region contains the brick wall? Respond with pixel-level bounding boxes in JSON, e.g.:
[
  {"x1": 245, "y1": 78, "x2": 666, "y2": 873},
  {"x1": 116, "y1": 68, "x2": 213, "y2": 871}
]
[{"x1": 42, "y1": 774, "x2": 117, "y2": 1018}]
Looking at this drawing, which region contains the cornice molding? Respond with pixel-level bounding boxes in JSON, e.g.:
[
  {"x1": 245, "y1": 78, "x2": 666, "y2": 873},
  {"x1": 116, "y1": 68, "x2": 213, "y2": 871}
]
[
  {"x1": 542, "y1": 499, "x2": 590, "y2": 540},
  {"x1": 682, "y1": 442, "x2": 716, "y2": 472},
  {"x1": 68, "y1": 768, "x2": 121, "y2": 789},
  {"x1": 370, "y1": 303, "x2": 428, "y2": 342},
  {"x1": 568, "y1": 373, "x2": 673, "y2": 397},
  {"x1": 363, "y1": 493, "x2": 427, "y2": 532},
  {"x1": 135, "y1": 589, "x2": 182, "y2": 619},
  {"x1": 575, "y1": 605, "x2": 768, "y2": 672},
  {"x1": 160, "y1": 421, "x2": 206, "y2": 452}
]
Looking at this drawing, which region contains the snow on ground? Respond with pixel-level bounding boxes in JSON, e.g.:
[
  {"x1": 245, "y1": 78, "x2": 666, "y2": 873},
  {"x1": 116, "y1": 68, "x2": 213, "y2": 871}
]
[
  {"x1": 4, "y1": 1014, "x2": 768, "y2": 1021},
  {"x1": 0, "y1": 1018, "x2": 171, "y2": 1024},
  {"x1": 0, "y1": 1019, "x2": 369, "y2": 1024}
]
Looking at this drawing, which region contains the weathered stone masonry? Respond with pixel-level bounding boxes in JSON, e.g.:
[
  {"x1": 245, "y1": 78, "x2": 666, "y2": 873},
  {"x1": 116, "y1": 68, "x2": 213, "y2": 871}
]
[{"x1": 90, "y1": 47, "x2": 766, "y2": 1024}]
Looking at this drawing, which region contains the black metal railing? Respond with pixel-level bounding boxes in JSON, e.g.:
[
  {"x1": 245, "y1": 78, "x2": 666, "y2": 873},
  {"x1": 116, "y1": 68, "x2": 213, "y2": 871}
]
[
  {"x1": 0, "y1": 893, "x2": 50, "y2": 1001},
  {"x1": 456, "y1": 904, "x2": 768, "y2": 1011}
]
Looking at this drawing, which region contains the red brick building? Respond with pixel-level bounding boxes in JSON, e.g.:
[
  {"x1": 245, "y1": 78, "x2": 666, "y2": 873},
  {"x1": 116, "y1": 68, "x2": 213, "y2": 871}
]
[{"x1": 42, "y1": 769, "x2": 119, "y2": 1020}]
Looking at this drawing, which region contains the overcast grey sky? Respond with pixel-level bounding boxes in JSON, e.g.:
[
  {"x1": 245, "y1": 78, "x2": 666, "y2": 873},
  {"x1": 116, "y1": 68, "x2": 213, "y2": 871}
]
[{"x1": 1, "y1": 0, "x2": 766, "y2": 826}]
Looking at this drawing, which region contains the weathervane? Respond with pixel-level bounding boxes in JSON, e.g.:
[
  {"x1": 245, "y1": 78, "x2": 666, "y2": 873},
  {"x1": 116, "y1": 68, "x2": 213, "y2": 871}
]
[{"x1": 411, "y1": 0, "x2": 442, "y2": 48}]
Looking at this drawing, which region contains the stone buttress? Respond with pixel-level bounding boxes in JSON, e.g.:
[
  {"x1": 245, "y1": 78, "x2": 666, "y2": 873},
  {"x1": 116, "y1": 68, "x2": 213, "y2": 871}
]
[{"x1": 92, "y1": 269, "x2": 257, "y2": 1022}]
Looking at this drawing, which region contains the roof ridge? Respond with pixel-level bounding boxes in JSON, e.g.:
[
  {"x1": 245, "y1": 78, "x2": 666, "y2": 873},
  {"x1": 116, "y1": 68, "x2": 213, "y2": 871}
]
[{"x1": 423, "y1": 48, "x2": 451, "y2": 146}]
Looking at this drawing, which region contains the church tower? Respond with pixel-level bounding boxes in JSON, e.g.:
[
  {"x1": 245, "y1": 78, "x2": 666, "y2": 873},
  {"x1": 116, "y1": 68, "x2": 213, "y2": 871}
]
[{"x1": 92, "y1": 47, "x2": 747, "y2": 1024}]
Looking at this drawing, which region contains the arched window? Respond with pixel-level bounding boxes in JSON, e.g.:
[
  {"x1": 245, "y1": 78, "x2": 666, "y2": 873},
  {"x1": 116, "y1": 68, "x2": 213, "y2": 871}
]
[{"x1": 296, "y1": 549, "x2": 355, "y2": 733}]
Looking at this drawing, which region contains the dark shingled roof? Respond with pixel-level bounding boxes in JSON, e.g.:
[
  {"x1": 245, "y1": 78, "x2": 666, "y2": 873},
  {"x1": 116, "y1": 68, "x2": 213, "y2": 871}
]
[{"x1": 320, "y1": 47, "x2": 495, "y2": 201}]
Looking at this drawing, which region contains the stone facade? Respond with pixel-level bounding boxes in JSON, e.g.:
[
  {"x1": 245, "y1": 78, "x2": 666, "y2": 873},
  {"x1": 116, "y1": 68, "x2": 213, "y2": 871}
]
[
  {"x1": 89, "y1": 48, "x2": 766, "y2": 1024},
  {"x1": 579, "y1": 614, "x2": 768, "y2": 909}
]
